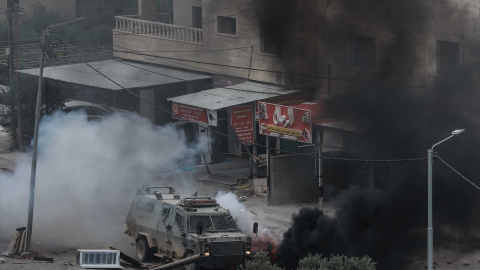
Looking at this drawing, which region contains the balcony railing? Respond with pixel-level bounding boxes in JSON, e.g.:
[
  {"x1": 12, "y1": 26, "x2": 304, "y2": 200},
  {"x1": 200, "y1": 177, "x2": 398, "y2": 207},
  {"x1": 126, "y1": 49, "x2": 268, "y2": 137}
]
[{"x1": 114, "y1": 16, "x2": 203, "y2": 44}]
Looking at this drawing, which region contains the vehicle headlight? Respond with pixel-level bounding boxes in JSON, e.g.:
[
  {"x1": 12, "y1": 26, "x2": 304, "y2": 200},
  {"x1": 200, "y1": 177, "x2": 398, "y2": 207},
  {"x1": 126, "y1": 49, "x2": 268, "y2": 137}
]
[
  {"x1": 245, "y1": 241, "x2": 252, "y2": 255},
  {"x1": 204, "y1": 244, "x2": 211, "y2": 256}
]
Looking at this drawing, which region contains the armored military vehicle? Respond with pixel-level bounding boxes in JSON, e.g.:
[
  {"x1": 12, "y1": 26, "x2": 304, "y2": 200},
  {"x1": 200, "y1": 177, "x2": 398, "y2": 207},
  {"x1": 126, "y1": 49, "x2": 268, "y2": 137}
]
[{"x1": 125, "y1": 185, "x2": 256, "y2": 270}]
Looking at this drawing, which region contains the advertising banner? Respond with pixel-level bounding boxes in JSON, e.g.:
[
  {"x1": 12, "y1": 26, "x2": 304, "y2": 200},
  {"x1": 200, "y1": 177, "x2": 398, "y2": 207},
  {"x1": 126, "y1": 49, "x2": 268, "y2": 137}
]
[
  {"x1": 172, "y1": 102, "x2": 217, "y2": 126},
  {"x1": 231, "y1": 105, "x2": 254, "y2": 145},
  {"x1": 256, "y1": 96, "x2": 311, "y2": 119},
  {"x1": 258, "y1": 102, "x2": 312, "y2": 143}
]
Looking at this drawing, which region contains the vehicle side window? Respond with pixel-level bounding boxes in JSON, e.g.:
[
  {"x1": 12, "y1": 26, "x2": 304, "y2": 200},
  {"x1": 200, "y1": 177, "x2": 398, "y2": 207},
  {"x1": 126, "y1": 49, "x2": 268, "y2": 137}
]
[
  {"x1": 175, "y1": 211, "x2": 185, "y2": 231},
  {"x1": 161, "y1": 205, "x2": 172, "y2": 223}
]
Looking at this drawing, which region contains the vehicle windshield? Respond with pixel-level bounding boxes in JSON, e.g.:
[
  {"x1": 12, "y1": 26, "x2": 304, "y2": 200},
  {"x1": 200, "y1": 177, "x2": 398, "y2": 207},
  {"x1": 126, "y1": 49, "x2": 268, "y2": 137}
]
[{"x1": 189, "y1": 214, "x2": 238, "y2": 233}]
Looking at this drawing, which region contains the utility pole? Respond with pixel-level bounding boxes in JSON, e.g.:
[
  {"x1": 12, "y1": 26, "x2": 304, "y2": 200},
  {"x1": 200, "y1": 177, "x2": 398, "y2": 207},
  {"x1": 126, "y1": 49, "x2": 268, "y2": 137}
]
[
  {"x1": 14, "y1": 3, "x2": 23, "y2": 151},
  {"x1": 26, "y1": 17, "x2": 86, "y2": 252},
  {"x1": 6, "y1": 9, "x2": 14, "y2": 83}
]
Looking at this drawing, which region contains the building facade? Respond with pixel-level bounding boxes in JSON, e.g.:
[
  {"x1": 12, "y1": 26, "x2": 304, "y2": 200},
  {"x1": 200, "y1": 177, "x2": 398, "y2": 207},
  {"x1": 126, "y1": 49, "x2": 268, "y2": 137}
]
[{"x1": 110, "y1": 0, "x2": 480, "y2": 203}]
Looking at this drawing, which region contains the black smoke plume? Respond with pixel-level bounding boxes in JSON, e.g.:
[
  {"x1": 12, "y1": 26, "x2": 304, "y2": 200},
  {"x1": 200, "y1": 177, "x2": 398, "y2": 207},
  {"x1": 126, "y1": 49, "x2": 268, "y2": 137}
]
[{"x1": 256, "y1": 0, "x2": 480, "y2": 269}]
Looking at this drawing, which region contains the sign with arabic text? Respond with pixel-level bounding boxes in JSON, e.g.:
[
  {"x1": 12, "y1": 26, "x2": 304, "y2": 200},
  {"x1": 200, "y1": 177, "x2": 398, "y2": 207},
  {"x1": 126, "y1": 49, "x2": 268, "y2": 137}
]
[
  {"x1": 172, "y1": 102, "x2": 217, "y2": 126},
  {"x1": 258, "y1": 102, "x2": 312, "y2": 143},
  {"x1": 231, "y1": 105, "x2": 254, "y2": 145}
]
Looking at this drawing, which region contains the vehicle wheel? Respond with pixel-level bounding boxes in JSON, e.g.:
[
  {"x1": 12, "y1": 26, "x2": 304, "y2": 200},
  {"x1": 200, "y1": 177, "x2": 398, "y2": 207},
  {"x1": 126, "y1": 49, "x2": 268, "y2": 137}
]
[
  {"x1": 183, "y1": 253, "x2": 199, "y2": 270},
  {"x1": 136, "y1": 238, "x2": 152, "y2": 262}
]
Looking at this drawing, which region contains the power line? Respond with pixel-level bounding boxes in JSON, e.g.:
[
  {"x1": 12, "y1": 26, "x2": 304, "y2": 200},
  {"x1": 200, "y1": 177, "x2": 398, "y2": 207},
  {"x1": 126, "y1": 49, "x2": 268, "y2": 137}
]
[
  {"x1": 45, "y1": 32, "x2": 303, "y2": 93},
  {"x1": 113, "y1": 46, "x2": 434, "y2": 90},
  {"x1": 82, "y1": 59, "x2": 427, "y2": 163},
  {"x1": 436, "y1": 155, "x2": 480, "y2": 192},
  {"x1": 36, "y1": 29, "x2": 432, "y2": 163},
  {"x1": 46, "y1": 27, "x2": 433, "y2": 92},
  {"x1": 34, "y1": 36, "x2": 431, "y2": 162}
]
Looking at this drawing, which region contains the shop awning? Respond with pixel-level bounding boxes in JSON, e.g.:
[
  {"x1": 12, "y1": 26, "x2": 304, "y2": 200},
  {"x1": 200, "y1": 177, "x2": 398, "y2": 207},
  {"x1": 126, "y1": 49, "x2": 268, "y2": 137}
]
[
  {"x1": 17, "y1": 60, "x2": 211, "y2": 90},
  {"x1": 167, "y1": 82, "x2": 301, "y2": 110}
]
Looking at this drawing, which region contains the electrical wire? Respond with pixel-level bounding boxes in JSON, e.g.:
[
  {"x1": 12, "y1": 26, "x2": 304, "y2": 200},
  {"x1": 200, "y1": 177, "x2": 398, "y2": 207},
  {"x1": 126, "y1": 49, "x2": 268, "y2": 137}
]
[
  {"x1": 44, "y1": 26, "x2": 434, "y2": 92},
  {"x1": 42, "y1": 32, "x2": 302, "y2": 93},
  {"x1": 113, "y1": 46, "x2": 433, "y2": 90},
  {"x1": 81, "y1": 59, "x2": 428, "y2": 163},
  {"x1": 436, "y1": 155, "x2": 480, "y2": 192},
  {"x1": 24, "y1": 33, "x2": 432, "y2": 163},
  {"x1": 19, "y1": 19, "x2": 435, "y2": 163}
]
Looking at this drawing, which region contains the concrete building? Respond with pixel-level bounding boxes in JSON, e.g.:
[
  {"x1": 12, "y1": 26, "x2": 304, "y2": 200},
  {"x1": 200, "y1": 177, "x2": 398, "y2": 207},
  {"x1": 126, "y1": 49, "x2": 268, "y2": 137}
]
[
  {"x1": 114, "y1": 0, "x2": 480, "y2": 92},
  {"x1": 110, "y1": 0, "x2": 480, "y2": 203}
]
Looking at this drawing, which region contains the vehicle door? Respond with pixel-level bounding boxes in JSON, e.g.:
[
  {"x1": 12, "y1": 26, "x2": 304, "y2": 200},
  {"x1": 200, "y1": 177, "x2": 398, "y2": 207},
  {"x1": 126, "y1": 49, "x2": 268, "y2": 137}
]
[
  {"x1": 133, "y1": 197, "x2": 156, "y2": 233},
  {"x1": 156, "y1": 203, "x2": 173, "y2": 249},
  {"x1": 169, "y1": 208, "x2": 187, "y2": 257}
]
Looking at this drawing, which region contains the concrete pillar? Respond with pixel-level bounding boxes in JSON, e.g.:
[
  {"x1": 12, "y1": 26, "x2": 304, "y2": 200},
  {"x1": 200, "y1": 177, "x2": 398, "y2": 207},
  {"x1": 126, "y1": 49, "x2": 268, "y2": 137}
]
[
  {"x1": 140, "y1": 88, "x2": 155, "y2": 123},
  {"x1": 138, "y1": 0, "x2": 158, "y2": 21}
]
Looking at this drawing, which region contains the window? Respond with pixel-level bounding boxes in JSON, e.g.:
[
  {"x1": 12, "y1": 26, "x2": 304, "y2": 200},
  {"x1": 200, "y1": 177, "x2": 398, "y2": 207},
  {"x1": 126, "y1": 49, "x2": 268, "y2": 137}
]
[
  {"x1": 158, "y1": 0, "x2": 173, "y2": 24},
  {"x1": 161, "y1": 205, "x2": 172, "y2": 223},
  {"x1": 260, "y1": 23, "x2": 282, "y2": 56},
  {"x1": 175, "y1": 211, "x2": 185, "y2": 231},
  {"x1": 135, "y1": 200, "x2": 154, "y2": 212},
  {"x1": 436, "y1": 40, "x2": 460, "y2": 75},
  {"x1": 217, "y1": 16, "x2": 237, "y2": 36},
  {"x1": 192, "y1": 6, "x2": 202, "y2": 29},
  {"x1": 352, "y1": 35, "x2": 376, "y2": 70},
  {"x1": 188, "y1": 215, "x2": 238, "y2": 233}
]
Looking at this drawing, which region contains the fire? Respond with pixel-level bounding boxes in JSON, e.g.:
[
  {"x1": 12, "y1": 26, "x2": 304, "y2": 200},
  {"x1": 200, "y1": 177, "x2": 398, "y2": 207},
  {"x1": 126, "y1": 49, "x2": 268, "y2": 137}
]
[{"x1": 252, "y1": 231, "x2": 279, "y2": 262}]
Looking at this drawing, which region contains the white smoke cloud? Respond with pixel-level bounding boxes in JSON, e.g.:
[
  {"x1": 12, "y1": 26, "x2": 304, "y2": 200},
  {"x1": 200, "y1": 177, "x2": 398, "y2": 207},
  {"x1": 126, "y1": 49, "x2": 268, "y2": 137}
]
[
  {"x1": 215, "y1": 191, "x2": 255, "y2": 235},
  {"x1": 215, "y1": 191, "x2": 278, "y2": 249},
  {"x1": 0, "y1": 111, "x2": 202, "y2": 248}
]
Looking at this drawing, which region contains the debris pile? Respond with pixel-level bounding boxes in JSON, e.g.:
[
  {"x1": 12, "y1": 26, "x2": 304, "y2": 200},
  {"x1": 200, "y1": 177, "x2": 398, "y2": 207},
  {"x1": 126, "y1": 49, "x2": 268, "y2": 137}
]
[
  {"x1": 6, "y1": 227, "x2": 27, "y2": 255},
  {"x1": 3, "y1": 227, "x2": 53, "y2": 263}
]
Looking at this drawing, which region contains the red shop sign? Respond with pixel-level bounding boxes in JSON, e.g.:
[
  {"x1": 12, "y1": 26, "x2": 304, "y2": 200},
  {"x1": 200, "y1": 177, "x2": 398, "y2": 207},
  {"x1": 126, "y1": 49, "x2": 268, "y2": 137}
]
[
  {"x1": 172, "y1": 102, "x2": 217, "y2": 126},
  {"x1": 231, "y1": 105, "x2": 254, "y2": 145},
  {"x1": 258, "y1": 102, "x2": 312, "y2": 143}
]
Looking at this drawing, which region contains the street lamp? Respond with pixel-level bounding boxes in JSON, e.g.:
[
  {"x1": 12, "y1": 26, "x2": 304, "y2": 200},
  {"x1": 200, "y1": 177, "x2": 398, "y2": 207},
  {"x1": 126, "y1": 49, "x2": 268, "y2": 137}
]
[
  {"x1": 427, "y1": 129, "x2": 464, "y2": 270},
  {"x1": 26, "y1": 17, "x2": 86, "y2": 252}
]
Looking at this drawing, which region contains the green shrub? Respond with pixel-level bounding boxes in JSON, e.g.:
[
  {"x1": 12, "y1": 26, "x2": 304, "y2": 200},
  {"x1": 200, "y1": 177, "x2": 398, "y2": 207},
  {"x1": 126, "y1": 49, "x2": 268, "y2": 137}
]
[
  {"x1": 241, "y1": 251, "x2": 376, "y2": 270},
  {"x1": 297, "y1": 253, "x2": 376, "y2": 270},
  {"x1": 240, "y1": 251, "x2": 284, "y2": 270}
]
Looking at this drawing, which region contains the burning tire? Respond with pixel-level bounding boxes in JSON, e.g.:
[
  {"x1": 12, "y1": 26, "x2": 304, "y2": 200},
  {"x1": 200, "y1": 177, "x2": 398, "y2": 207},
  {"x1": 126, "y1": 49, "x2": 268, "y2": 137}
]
[{"x1": 136, "y1": 238, "x2": 152, "y2": 262}]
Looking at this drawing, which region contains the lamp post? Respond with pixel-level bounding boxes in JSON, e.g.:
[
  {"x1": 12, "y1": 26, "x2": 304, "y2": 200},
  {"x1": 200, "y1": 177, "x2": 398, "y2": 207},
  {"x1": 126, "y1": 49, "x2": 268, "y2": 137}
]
[
  {"x1": 427, "y1": 129, "x2": 464, "y2": 270},
  {"x1": 26, "y1": 17, "x2": 85, "y2": 252}
]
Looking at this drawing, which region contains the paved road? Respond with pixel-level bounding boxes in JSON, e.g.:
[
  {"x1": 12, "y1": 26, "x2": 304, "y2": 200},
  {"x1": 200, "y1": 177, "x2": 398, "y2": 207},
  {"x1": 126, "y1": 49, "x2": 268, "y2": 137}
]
[{"x1": 2, "y1": 138, "x2": 480, "y2": 269}]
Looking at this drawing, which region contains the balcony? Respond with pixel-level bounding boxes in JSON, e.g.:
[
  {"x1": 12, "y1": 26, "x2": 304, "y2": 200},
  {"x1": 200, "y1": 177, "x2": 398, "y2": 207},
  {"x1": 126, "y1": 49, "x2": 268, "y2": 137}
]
[{"x1": 114, "y1": 16, "x2": 203, "y2": 44}]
